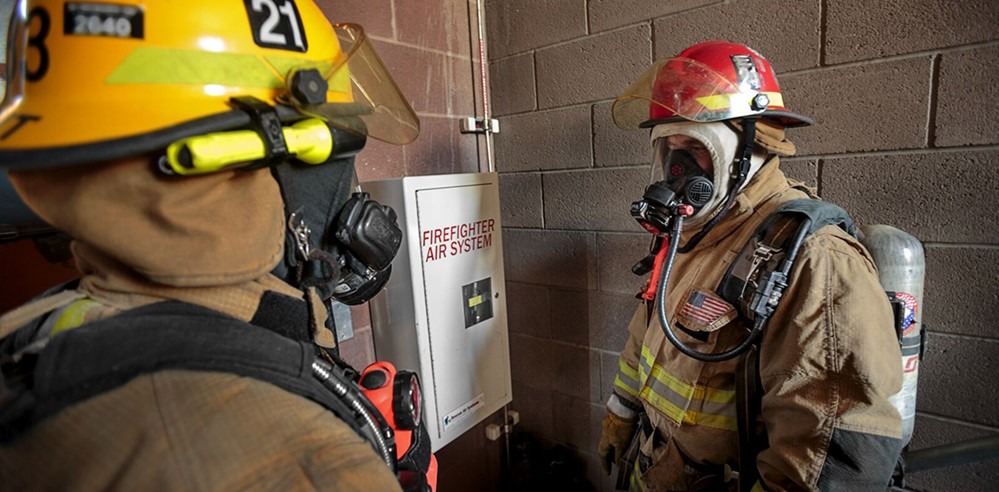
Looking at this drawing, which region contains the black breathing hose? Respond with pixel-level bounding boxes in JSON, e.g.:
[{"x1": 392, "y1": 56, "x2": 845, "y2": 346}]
[
  {"x1": 780, "y1": 219, "x2": 812, "y2": 275},
  {"x1": 311, "y1": 358, "x2": 397, "y2": 471},
  {"x1": 656, "y1": 208, "x2": 812, "y2": 362}
]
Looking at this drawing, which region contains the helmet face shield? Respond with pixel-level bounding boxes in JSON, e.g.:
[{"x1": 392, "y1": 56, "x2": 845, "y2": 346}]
[
  {"x1": 613, "y1": 57, "x2": 766, "y2": 130},
  {"x1": 290, "y1": 24, "x2": 419, "y2": 145}
]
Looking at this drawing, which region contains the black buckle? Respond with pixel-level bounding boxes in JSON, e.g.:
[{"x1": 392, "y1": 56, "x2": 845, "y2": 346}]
[{"x1": 230, "y1": 96, "x2": 290, "y2": 170}]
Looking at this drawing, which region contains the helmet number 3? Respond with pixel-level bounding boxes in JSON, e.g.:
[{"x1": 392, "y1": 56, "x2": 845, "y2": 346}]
[
  {"x1": 26, "y1": 7, "x2": 51, "y2": 82},
  {"x1": 246, "y1": 0, "x2": 308, "y2": 53}
]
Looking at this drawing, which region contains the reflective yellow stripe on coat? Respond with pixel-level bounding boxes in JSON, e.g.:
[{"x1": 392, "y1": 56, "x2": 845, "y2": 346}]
[
  {"x1": 614, "y1": 357, "x2": 642, "y2": 399},
  {"x1": 637, "y1": 345, "x2": 737, "y2": 431}
]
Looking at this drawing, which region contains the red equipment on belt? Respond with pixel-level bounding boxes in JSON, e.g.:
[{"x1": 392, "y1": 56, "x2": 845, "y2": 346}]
[{"x1": 360, "y1": 361, "x2": 439, "y2": 492}]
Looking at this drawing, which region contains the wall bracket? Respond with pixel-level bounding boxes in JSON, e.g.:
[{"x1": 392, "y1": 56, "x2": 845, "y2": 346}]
[{"x1": 460, "y1": 117, "x2": 500, "y2": 135}]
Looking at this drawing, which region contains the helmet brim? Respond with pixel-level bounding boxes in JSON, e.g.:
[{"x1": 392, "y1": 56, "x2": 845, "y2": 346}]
[
  {"x1": 0, "y1": 107, "x2": 302, "y2": 170},
  {"x1": 639, "y1": 109, "x2": 813, "y2": 129}
]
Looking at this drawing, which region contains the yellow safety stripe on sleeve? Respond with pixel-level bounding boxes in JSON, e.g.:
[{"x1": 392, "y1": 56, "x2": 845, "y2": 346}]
[
  {"x1": 638, "y1": 384, "x2": 737, "y2": 431},
  {"x1": 751, "y1": 481, "x2": 765, "y2": 492},
  {"x1": 619, "y1": 357, "x2": 639, "y2": 380},
  {"x1": 637, "y1": 351, "x2": 650, "y2": 386},
  {"x1": 614, "y1": 357, "x2": 642, "y2": 398},
  {"x1": 614, "y1": 374, "x2": 641, "y2": 399},
  {"x1": 107, "y1": 47, "x2": 285, "y2": 88},
  {"x1": 51, "y1": 299, "x2": 103, "y2": 336},
  {"x1": 637, "y1": 345, "x2": 738, "y2": 431},
  {"x1": 640, "y1": 346, "x2": 736, "y2": 403}
]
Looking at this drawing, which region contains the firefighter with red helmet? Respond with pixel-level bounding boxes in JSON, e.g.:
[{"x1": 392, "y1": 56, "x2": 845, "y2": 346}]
[
  {"x1": 0, "y1": 1, "x2": 434, "y2": 490},
  {"x1": 598, "y1": 41, "x2": 903, "y2": 490}
]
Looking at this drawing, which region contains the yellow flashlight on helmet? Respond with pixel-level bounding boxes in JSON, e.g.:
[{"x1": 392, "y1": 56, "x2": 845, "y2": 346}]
[{"x1": 161, "y1": 117, "x2": 365, "y2": 176}]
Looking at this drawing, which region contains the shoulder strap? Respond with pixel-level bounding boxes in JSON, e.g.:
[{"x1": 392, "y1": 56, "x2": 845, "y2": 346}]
[
  {"x1": 736, "y1": 347, "x2": 766, "y2": 492},
  {"x1": 774, "y1": 198, "x2": 856, "y2": 238},
  {"x1": 0, "y1": 301, "x2": 357, "y2": 442},
  {"x1": 718, "y1": 199, "x2": 855, "y2": 318},
  {"x1": 723, "y1": 198, "x2": 855, "y2": 491}
]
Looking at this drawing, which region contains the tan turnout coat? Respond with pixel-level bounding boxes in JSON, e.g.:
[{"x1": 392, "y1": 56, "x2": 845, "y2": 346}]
[{"x1": 613, "y1": 162, "x2": 903, "y2": 491}]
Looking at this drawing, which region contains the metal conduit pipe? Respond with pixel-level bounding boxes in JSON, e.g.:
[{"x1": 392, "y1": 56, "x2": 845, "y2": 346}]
[
  {"x1": 474, "y1": 0, "x2": 494, "y2": 173},
  {"x1": 903, "y1": 435, "x2": 999, "y2": 474}
]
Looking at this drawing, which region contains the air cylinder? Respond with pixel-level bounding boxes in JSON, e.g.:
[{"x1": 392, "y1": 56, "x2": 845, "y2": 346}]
[{"x1": 860, "y1": 225, "x2": 925, "y2": 446}]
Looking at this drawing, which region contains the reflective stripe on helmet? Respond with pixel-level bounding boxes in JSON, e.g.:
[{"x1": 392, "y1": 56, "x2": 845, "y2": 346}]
[{"x1": 612, "y1": 41, "x2": 811, "y2": 130}]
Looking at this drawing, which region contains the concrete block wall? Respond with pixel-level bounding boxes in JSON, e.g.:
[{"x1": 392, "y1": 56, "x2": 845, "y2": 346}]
[
  {"x1": 487, "y1": 1, "x2": 999, "y2": 490},
  {"x1": 327, "y1": 0, "x2": 488, "y2": 182}
]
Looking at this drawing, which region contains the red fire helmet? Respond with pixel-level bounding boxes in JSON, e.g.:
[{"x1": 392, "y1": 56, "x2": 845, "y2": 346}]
[{"x1": 612, "y1": 41, "x2": 813, "y2": 130}]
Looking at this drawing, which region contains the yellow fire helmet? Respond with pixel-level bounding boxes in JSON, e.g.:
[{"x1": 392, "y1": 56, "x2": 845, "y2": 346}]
[{"x1": 0, "y1": 0, "x2": 419, "y2": 171}]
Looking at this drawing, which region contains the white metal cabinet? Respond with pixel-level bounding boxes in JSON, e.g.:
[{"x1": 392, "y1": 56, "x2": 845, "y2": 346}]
[{"x1": 364, "y1": 172, "x2": 511, "y2": 452}]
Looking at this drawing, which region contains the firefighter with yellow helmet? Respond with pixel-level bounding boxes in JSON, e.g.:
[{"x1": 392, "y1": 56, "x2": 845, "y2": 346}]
[
  {"x1": 598, "y1": 41, "x2": 904, "y2": 490},
  {"x1": 0, "y1": 0, "x2": 432, "y2": 490}
]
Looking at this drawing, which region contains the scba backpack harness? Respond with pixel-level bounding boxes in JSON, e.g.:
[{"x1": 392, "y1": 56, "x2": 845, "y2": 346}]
[
  {"x1": 0, "y1": 300, "x2": 434, "y2": 491},
  {"x1": 717, "y1": 198, "x2": 923, "y2": 491}
]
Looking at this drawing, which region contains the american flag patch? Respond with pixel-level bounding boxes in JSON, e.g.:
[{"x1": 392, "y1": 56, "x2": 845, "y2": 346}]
[
  {"x1": 895, "y1": 291, "x2": 919, "y2": 335},
  {"x1": 677, "y1": 289, "x2": 737, "y2": 332}
]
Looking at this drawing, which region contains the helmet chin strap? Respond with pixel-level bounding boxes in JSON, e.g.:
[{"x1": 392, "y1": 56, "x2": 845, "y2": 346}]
[{"x1": 678, "y1": 118, "x2": 758, "y2": 253}]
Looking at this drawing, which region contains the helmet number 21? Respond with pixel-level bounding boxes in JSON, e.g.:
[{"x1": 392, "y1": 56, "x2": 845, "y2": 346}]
[
  {"x1": 248, "y1": 0, "x2": 307, "y2": 52},
  {"x1": 26, "y1": 7, "x2": 51, "y2": 82}
]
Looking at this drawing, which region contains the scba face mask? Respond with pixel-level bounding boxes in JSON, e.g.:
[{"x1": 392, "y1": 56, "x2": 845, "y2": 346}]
[
  {"x1": 272, "y1": 158, "x2": 402, "y2": 305},
  {"x1": 630, "y1": 142, "x2": 716, "y2": 237},
  {"x1": 330, "y1": 191, "x2": 402, "y2": 304},
  {"x1": 660, "y1": 148, "x2": 714, "y2": 212},
  {"x1": 649, "y1": 121, "x2": 771, "y2": 227}
]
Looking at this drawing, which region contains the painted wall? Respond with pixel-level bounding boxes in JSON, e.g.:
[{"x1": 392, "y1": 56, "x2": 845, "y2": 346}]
[{"x1": 487, "y1": 1, "x2": 999, "y2": 491}]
